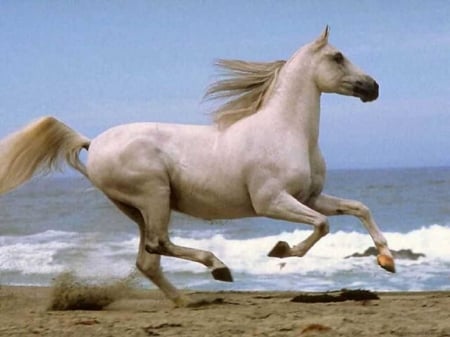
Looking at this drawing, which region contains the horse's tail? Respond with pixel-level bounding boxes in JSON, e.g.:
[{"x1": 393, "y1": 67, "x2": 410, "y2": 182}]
[{"x1": 0, "y1": 116, "x2": 90, "y2": 195}]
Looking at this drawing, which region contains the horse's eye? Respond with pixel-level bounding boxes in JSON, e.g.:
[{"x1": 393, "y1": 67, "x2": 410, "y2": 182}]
[{"x1": 333, "y1": 52, "x2": 344, "y2": 64}]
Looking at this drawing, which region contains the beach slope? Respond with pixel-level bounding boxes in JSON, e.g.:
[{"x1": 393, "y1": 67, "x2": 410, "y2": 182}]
[{"x1": 0, "y1": 286, "x2": 449, "y2": 337}]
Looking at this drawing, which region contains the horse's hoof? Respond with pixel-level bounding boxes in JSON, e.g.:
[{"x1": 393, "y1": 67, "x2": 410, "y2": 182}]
[
  {"x1": 268, "y1": 241, "x2": 291, "y2": 258},
  {"x1": 377, "y1": 254, "x2": 396, "y2": 273},
  {"x1": 212, "y1": 267, "x2": 233, "y2": 282}
]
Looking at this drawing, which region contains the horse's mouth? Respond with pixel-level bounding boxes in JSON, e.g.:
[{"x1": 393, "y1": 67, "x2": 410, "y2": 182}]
[{"x1": 353, "y1": 80, "x2": 379, "y2": 102}]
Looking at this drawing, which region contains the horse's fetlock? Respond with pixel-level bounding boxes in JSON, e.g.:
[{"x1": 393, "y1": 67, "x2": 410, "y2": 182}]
[
  {"x1": 201, "y1": 251, "x2": 217, "y2": 268},
  {"x1": 375, "y1": 238, "x2": 389, "y2": 251}
]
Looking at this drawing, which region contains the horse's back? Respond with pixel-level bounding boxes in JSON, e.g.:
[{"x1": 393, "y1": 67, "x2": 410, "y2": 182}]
[{"x1": 86, "y1": 122, "x2": 212, "y2": 187}]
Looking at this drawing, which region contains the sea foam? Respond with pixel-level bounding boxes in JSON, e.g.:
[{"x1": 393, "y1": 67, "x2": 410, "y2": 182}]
[{"x1": 0, "y1": 225, "x2": 448, "y2": 291}]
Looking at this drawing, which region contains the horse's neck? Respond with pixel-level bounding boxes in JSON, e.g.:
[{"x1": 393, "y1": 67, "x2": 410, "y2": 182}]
[{"x1": 266, "y1": 66, "x2": 321, "y2": 148}]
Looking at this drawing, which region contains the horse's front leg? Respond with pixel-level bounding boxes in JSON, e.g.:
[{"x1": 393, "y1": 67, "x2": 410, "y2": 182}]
[
  {"x1": 307, "y1": 193, "x2": 395, "y2": 273},
  {"x1": 253, "y1": 192, "x2": 330, "y2": 258}
]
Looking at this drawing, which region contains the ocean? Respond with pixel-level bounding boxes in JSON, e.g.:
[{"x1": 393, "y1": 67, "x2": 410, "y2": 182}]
[{"x1": 1, "y1": 167, "x2": 449, "y2": 292}]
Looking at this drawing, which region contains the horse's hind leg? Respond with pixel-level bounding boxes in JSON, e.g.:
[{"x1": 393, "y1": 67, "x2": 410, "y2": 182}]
[
  {"x1": 145, "y1": 241, "x2": 233, "y2": 282},
  {"x1": 139, "y1": 192, "x2": 233, "y2": 283},
  {"x1": 139, "y1": 185, "x2": 233, "y2": 282},
  {"x1": 109, "y1": 199, "x2": 186, "y2": 305}
]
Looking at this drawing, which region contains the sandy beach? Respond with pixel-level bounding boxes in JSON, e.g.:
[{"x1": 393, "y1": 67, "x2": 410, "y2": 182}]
[{"x1": 0, "y1": 286, "x2": 449, "y2": 337}]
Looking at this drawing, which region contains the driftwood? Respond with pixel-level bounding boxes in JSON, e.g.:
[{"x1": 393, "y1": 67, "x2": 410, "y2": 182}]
[{"x1": 291, "y1": 289, "x2": 379, "y2": 303}]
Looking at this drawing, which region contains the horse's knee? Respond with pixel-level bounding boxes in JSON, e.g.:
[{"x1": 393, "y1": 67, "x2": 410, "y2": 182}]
[{"x1": 351, "y1": 201, "x2": 371, "y2": 219}]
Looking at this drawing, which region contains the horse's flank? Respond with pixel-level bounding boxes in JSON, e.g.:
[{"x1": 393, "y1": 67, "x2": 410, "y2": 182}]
[{"x1": 205, "y1": 59, "x2": 286, "y2": 129}]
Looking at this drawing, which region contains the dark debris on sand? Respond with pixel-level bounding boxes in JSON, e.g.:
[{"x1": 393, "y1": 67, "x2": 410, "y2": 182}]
[{"x1": 291, "y1": 289, "x2": 379, "y2": 303}]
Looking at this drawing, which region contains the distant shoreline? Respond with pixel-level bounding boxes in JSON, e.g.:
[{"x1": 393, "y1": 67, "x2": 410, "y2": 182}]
[{"x1": 31, "y1": 165, "x2": 450, "y2": 179}]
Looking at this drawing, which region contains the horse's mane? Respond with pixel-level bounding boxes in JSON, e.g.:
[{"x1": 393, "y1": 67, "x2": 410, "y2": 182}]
[{"x1": 205, "y1": 59, "x2": 286, "y2": 129}]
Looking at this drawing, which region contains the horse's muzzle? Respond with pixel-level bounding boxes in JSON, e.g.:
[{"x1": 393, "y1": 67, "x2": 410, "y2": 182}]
[{"x1": 354, "y1": 79, "x2": 379, "y2": 102}]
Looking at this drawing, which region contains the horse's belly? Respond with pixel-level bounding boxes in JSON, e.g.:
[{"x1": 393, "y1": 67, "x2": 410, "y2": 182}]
[{"x1": 171, "y1": 184, "x2": 255, "y2": 220}]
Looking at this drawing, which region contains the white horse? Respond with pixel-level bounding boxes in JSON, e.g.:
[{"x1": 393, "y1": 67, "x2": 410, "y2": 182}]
[{"x1": 0, "y1": 27, "x2": 394, "y2": 306}]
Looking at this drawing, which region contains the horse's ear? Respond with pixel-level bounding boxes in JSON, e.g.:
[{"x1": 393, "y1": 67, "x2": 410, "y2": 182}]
[
  {"x1": 322, "y1": 25, "x2": 330, "y2": 40},
  {"x1": 313, "y1": 26, "x2": 329, "y2": 49}
]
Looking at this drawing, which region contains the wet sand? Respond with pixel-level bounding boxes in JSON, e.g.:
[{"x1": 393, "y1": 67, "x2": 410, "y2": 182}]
[{"x1": 0, "y1": 286, "x2": 449, "y2": 336}]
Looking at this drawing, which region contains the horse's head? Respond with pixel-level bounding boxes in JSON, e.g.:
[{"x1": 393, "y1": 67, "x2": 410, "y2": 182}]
[{"x1": 303, "y1": 27, "x2": 379, "y2": 102}]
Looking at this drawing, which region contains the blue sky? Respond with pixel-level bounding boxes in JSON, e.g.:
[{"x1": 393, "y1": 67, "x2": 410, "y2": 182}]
[{"x1": 1, "y1": 1, "x2": 449, "y2": 169}]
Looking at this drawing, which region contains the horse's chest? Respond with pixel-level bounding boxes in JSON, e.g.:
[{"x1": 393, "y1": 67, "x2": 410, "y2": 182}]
[
  {"x1": 287, "y1": 169, "x2": 323, "y2": 202},
  {"x1": 285, "y1": 157, "x2": 325, "y2": 202},
  {"x1": 308, "y1": 167, "x2": 325, "y2": 196}
]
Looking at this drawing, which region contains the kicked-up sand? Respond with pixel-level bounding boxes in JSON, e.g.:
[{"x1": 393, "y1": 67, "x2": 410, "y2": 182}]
[{"x1": 0, "y1": 285, "x2": 449, "y2": 337}]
